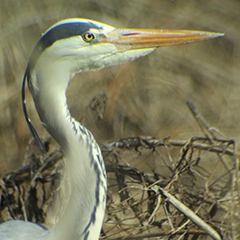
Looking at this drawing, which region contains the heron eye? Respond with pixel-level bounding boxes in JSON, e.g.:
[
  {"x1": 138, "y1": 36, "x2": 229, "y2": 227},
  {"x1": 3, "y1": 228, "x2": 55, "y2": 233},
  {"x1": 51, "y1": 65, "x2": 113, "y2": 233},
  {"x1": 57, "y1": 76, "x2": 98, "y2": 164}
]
[{"x1": 83, "y1": 32, "x2": 95, "y2": 42}]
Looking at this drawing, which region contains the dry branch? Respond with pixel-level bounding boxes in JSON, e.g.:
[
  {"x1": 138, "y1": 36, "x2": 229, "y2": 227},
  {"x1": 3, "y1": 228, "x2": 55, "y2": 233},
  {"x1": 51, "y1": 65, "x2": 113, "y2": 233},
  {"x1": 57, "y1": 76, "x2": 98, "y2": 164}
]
[{"x1": 0, "y1": 101, "x2": 238, "y2": 239}]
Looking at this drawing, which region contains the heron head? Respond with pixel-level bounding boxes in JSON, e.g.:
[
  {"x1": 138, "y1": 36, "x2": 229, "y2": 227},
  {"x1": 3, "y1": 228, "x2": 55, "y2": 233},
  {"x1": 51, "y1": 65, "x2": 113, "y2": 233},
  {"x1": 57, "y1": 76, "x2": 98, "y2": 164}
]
[{"x1": 28, "y1": 18, "x2": 224, "y2": 80}]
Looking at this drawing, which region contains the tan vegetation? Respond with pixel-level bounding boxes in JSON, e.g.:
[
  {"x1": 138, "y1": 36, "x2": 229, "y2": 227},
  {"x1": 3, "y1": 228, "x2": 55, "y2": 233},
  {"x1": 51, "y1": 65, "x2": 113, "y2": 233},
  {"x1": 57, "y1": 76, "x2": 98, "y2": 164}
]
[{"x1": 0, "y1": 1, "x2": 239, "y2": 239}]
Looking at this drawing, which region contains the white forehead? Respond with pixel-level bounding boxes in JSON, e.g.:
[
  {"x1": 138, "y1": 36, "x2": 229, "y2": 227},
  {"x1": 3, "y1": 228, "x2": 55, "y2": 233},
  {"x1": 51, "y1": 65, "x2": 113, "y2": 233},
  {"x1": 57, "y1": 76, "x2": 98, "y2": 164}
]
[{"x1": 43, "y1": 18, "x2": 115, "y2": 35}]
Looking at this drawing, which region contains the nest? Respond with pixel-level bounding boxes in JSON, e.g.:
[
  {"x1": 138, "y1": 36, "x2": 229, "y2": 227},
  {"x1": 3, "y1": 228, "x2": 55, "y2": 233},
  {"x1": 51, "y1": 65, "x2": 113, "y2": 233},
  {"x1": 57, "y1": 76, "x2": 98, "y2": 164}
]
[{"x1": 0, "y1": 101, "x2": 239, "y2": 240}]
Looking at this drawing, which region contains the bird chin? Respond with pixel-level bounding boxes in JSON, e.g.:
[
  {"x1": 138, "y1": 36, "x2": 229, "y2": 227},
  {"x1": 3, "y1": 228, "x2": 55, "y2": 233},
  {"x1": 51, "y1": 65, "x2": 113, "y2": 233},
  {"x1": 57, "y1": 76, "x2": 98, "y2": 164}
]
[
  {"x1": 79, "y1": 47, "x2": 156, "y2": 72},
  {"x1": 100, "y1": 47, "x2": 156, "y2": 68}
]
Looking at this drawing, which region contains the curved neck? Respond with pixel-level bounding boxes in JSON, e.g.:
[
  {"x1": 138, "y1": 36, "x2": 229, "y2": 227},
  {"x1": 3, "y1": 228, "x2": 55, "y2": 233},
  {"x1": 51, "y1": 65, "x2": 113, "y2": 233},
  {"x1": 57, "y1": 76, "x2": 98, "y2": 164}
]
[{"x1": 31, "y1": 69, "x2": 107, "y2": 240}]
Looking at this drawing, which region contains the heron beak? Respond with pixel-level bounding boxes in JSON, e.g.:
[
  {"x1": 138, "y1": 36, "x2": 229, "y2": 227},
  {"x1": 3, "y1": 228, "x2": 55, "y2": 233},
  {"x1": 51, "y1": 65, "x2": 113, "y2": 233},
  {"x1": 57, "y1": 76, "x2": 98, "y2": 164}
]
[{"x1": 104, "y1": 28, "x2": 224, "y2": 49}]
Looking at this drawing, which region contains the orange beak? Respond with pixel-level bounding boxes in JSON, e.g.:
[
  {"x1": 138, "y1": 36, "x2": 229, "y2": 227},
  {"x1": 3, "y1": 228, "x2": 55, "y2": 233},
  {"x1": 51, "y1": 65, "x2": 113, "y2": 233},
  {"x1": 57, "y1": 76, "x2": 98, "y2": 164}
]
[{"x1": 104, "y1": 28, "x2": 224, "y2": 49}]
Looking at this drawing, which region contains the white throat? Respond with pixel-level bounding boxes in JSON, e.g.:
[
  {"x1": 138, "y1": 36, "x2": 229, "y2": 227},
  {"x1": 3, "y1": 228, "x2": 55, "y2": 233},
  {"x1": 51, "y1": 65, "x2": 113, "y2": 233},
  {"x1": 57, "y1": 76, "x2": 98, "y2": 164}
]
[{"x1": 29, "y1": 56, "x2": 107, "y2": 240}]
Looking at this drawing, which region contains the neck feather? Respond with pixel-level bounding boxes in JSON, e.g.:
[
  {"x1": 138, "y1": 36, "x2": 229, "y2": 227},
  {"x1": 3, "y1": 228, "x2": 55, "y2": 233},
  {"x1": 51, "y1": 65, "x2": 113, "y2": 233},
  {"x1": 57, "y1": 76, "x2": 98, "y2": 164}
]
[{"x1": 31, "y1": 70, "x2": 107, "y2": 240}]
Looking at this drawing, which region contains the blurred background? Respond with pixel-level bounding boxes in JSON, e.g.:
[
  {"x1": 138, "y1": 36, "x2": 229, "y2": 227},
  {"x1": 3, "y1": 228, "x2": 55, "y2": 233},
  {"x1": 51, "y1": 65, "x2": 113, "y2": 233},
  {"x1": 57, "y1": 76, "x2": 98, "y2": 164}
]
[{"x1": 0, "y1": 0, "x2": 239, "y2": 175}]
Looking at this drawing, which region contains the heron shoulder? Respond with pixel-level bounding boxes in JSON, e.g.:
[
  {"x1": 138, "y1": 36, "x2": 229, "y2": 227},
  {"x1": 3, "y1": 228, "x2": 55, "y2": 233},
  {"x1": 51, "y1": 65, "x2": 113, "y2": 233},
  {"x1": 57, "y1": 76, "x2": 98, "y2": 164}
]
[{"x1": 0, "y1": 220, "x2": 48, "y2": 240}]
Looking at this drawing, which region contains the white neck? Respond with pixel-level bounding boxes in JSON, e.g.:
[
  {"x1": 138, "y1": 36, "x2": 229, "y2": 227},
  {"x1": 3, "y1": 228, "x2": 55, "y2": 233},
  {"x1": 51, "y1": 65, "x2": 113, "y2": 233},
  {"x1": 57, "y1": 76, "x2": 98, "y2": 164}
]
[{"x1": 30, "y1": 62, "x2": 107, "y2": 240}]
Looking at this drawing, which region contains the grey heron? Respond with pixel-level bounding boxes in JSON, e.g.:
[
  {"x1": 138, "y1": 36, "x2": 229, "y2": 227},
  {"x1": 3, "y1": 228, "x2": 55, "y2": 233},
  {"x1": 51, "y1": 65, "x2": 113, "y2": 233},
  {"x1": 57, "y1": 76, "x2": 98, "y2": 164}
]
[{"x1": 0, "y1": 18, "x2": 223, "y2": 240}]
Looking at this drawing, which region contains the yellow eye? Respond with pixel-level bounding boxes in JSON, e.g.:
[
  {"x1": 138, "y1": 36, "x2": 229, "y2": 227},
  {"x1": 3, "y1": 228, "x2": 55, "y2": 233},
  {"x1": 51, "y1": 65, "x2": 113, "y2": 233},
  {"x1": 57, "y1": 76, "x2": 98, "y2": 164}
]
[{"x1": 83, "y1": 32, "x2": 95, "y2": 42}]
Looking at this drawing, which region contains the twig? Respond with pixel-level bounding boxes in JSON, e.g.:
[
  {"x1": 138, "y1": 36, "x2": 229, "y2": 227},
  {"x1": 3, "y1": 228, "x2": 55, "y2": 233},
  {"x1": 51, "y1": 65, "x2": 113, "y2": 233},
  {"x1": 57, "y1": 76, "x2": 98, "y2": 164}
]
[
  {"x1": 104, "y1": 137, "x2": 235, "y2": 156},
  {"x1": 159, "y1": 187, "x2": 221, "y2": 240}
]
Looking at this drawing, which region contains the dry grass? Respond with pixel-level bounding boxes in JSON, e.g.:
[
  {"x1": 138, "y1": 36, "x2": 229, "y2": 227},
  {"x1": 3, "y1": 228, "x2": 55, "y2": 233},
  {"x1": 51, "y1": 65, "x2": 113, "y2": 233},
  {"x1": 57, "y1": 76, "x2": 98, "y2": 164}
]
[
  {"x1": 0, "y1": 0, "x2": 239, "y2": 239},
  {"x1": 0, "y1": 101, "x2": 239, "y2": 239}
]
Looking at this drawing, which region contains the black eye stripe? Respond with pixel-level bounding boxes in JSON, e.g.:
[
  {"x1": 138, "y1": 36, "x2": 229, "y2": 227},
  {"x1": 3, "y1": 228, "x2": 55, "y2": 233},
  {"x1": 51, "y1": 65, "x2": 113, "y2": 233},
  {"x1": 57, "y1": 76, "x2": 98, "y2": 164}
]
[{"x1": 28, "y1": 22, "x2": 102, "y2": 72}]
